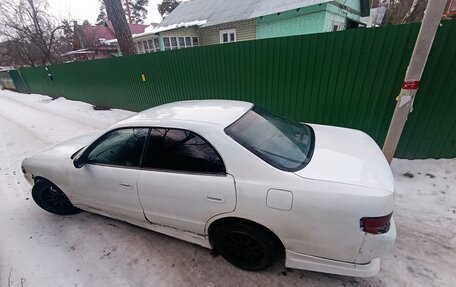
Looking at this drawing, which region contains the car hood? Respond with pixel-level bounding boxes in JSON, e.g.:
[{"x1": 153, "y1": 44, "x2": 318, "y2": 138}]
[
  {"x1": 295, "y1": 124, "x2": 394, "y2": 192},
  {"x1": 29, "y1": 131, "x2": 102, "y2": 160}
]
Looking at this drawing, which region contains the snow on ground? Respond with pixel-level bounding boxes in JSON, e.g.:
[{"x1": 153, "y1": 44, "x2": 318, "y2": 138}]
[{"x1": 0, "y1": 89, "x2": 455, "y2": 287}]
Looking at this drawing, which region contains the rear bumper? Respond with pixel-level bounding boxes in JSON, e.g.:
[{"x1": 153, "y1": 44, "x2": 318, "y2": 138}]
[
  {"x1": 356, "y1": 219, "x2": 396, "y2": 263},
  {"x1": 285, "y1": 251, "x2": 380, "y2": 277},
  {"x1": 285, "y1": 219, "x2": 396, "y2": 277}
]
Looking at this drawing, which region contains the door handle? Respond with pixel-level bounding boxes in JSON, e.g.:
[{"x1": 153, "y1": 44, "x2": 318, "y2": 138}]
[
  {"x1": 206, "y1": 194, "x2": 225, "y2": 203},
  {"x1": 119, "y1": 183, "x2": 133, "y2": 190}
]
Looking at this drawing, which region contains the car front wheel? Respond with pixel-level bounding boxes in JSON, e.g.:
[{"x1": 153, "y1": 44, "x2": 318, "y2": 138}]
[
  {"x1": 32, "y1": 179, "x2": 80, "y2": 215},
  {"x1": 214, "y1": 222, "x2": 276, "y2": 271}
]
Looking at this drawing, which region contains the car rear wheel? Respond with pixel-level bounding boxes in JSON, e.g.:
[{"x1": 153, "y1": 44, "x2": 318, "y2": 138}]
[
  {"x1": 213, "y1": 222, "x2": 276, "y2": 271},
  {"x1": 32, "y1": 179, "x2": 80, "y2": 215}
]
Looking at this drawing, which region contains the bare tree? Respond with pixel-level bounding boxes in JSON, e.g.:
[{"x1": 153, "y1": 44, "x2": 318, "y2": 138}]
[
  {"x1": 0, "y1": 0, "x2": 69, "y2": 66},
  {"x1": 104, "y1": 0, "x2": 136, "y2": 56},
  {"x1": 382, "y1": 0, "x2": 429, "y2": 25}
]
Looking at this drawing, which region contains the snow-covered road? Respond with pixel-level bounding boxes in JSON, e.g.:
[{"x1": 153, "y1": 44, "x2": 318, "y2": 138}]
[{"x1": 0, "y1": 90, "x2": 455, "y2": 287}]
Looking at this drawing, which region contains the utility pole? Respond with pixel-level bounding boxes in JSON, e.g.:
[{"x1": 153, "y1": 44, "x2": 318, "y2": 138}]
[
  {"x1": 382, "y1": 0, "x2": 447, "y2": 163},
  {"x1": 125, "y1": 0, "x2": 132, "y2": 23}
]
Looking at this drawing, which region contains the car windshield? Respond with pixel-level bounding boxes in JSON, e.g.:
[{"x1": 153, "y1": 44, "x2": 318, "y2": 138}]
[{"x1": 225, "y1": 106, "x2": 314, "y2": 171}]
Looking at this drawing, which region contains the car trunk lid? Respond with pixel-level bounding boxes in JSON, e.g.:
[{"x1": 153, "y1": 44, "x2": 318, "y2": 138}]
[{"x1": 295, "y1": 124, "x2": 394, "y2": 192}]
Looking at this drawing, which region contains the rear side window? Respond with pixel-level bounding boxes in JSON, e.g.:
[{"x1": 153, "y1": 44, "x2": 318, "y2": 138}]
[
  {"x1": 143, "y1": 128, "x2": 225, "y2": 174},
  {"x1": 225, "y1": 106, "x2": 314, "y2": 171}
]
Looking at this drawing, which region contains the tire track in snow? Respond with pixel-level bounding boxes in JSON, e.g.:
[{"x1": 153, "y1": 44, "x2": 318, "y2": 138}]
[
  {"x1": 0, "y1": 93, "x2": 104, "y2": 130},
  {"x1": 0, "y1": 95, "x2": 99, "y2": 145}
]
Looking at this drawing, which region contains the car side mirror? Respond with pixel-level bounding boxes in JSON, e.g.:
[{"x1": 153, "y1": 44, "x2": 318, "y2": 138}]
[{"x1": 73, "y1": 152, "x2": 87, "y2": 168}]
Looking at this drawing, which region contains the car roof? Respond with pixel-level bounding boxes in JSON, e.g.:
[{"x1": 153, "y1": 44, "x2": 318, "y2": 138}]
[{"x1": 112, "y1": 100, "x2": 254, "y2": 129}]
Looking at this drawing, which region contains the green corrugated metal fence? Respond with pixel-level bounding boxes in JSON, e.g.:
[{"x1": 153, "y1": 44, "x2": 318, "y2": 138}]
[
  {"x1": 395, "y1": 21, "x2": 456, "y2": 159},
  {"x1": 8, "y1": 70, "x2": 30, "y2": 94},
  {"x1": 12, "y1": 20, "x2": 456, "y2": 159}
]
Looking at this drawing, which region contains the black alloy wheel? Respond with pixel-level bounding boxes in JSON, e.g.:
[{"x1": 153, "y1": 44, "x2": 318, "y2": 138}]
[
  {"x1": 32, "y1": 179, "x2": 80, "y2": 215},
  {"x1": 214, "y1": 222, "x2": 276, "y2": 271}
]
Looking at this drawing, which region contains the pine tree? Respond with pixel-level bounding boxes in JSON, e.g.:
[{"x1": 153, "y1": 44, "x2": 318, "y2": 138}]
[
  {"x1": 96, "y1": 1, "x2": 108, "y2": 25},
  {"x1": 104, "y1": 0, "x2": 136, "y2": 55},
  {"x1": 98, "y1": 0, "x2": 149, "y2": 25},
  {"x1": 130, "y1": 0, "x2": 149, "y2": 24},
  {"x1": 157, "y1": 0, "x2": 180, "y2": 18}
]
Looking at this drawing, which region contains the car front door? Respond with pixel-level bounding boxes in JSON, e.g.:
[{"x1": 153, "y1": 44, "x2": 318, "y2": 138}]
[
  {"x1": 68, "y1": 127, "x2": 148, "y2": 221},
  {"x1": 137, "y1": 128, "x2": 236, "y2": 235}
]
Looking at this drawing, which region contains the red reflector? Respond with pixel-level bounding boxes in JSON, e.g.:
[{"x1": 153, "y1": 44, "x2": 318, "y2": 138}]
[{"x1": 360, "y1": 213, "x2": 393, "y2": 234}]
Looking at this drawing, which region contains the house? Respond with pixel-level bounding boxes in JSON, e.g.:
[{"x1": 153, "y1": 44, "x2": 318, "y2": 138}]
[
  {"x1": 125, "y1": 0, "x2": 369, "y2": 54},
  {"x1": 64, "y1": 21, "x2": 149, "y2": 61},
  {"x1": 444, "y1": 0, "x2": 456, "y2": 19}
]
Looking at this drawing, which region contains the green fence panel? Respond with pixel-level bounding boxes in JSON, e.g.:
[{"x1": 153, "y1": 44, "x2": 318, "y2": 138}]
[
  {"x1": 8, "y1": 70, "x2": 30, "y2": 94},
  {"x1": 19, "y1": 66, "x2": 59, "y2": 98},
  {"x1": 395, "y1": 20, "x2": 456, "y2": 159},
  {"x1": 15, "y1": 20, "x2": 456, "y2": 159}
]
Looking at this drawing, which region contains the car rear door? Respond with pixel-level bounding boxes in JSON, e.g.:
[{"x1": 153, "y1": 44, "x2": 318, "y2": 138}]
[{"x1": 137, "y1": 128, "x2": 236, "y2": 235}]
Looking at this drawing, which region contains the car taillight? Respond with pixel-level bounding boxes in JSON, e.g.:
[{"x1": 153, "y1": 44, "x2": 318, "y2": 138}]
[{"x1": 360, "y1": 213, "x2": 393, "y2": 234}]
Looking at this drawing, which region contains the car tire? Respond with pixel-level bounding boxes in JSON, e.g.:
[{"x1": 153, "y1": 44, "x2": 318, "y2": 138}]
[
  {"x1": 32, "y1": 179, "x2": 80, "y2": 215},
  {"x1": 213, "y1": 222, "x2": 276, "y2": 271}
]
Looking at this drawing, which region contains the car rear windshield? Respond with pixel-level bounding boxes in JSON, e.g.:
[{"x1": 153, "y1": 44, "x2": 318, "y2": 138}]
[{"x1": 225, "y1": 106, "x2": 314, "y2": 172}]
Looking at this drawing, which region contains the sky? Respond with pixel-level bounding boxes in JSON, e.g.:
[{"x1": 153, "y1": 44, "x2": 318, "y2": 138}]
[{"x1": 47, "y1": 0, "x2": 163, "y2": 25}]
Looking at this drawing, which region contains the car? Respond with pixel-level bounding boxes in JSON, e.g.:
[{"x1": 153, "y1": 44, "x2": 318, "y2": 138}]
[{"x1": 21, "y1": 100, "x2": 396, "y2": 277}]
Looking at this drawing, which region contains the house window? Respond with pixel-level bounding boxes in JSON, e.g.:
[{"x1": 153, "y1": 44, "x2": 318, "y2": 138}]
[
  {"x1": 136, "y1": 41, "x2": 145, "y2": 53},
  {"x1": 147, "y1": 40, "x2": 154, "y2": 52},
  {"x1": 219, "y1": 29, "x2": 236, "y2": 43},
  {"x1": 332, "y1": 22, "x2": 343, "y2": 32},
  {"x1": 178, "y1": 37, "x2": 185, "y2": 48},
  {"x1": 185, "y1": 37, "x2": 192, "y2": 47},
  {"x1": 163, "y1": 37, "x2": 171, "y2": 50},
  {"x1": 170, "y1": 37, "x2": 178, "y2": 49},
  {"x1": 154, "y1": 38, "x2": 160, "y2": 51},
  {"x1": 143, "y1": 40, "x2": 149, "y2": 52},
  {"x1": 161, "y1": 36, "x2": 199, "y2": 51}
]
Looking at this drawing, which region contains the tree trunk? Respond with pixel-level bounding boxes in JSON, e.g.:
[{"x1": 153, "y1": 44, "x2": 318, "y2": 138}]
[{"x1": 104, "y1": 0, "x2": 136, "y2": 56}]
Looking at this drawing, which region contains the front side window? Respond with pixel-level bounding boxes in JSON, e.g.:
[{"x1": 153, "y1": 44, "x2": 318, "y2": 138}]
[
  {"x1": 86, "y1": 128, "x2": 148, "y2": 167},
  {"x1": 143, "y1": 128, "x2": 225, "y2": 174},
  {"x1": 225, "y1": 107, "x2": 314, "y2": 171}
]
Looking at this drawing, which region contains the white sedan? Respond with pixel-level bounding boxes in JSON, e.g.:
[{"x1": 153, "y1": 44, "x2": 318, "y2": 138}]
[{"x1": 21, "y1": 100, "x2": 396, "y2": 277}]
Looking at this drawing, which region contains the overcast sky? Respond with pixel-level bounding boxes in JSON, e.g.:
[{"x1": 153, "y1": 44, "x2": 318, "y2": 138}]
[{"x1": 47, "y1": 0, "x2": 163, "y2": 25}]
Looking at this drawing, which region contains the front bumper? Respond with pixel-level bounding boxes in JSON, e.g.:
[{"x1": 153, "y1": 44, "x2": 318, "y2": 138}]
[
  {"x1": 285, "y1": 250, "x2": 380, "y2": 277},
  {"x1": 23, "y1": 172, "x2": 33, "y2": 186}
]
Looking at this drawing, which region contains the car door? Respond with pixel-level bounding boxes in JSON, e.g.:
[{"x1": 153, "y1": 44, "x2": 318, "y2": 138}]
[
  {"x1": 137, "y1": 128, "x2": 236, "y2": 235},
  {"x1": 68, "y1": 127, "x2": 148, "y2": 221}
]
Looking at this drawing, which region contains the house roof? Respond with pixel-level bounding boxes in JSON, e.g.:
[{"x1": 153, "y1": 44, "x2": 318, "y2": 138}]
[
  {"x1": 155, "y1": 0, "x2": 331, "y2": 31},
  {"x1": 78, "y1": 25, "x2": 116, "y2": 41},
  {"x1": 77, "y1": 21, "x2": 149, "y2": 41}
]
